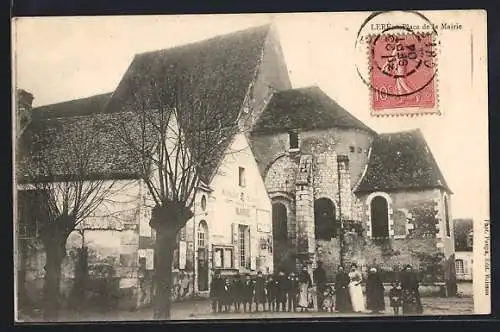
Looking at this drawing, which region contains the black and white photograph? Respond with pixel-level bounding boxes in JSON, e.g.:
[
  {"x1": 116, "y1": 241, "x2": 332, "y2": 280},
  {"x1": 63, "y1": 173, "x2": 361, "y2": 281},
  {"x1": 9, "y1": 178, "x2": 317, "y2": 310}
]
[{"x1": 12, "y1": 11, "x2": 490, "y2": 322}]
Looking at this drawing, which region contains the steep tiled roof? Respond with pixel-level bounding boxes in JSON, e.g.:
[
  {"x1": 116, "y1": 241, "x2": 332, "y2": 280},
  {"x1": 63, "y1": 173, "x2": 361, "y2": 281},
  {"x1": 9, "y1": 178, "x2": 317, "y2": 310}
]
[
  {"x1": 32, "y1": 93, "x2": 112, "y2": 119},
  {"x1": 251, "y1": 86, "x2": 376, "y2": 135},
  {"x1": 18, "y1": 25, "x2": 275, "y2": 184},
  {"x1": 356, "y1": 129, "x2": 451, "y2": 193},
  {"x1": 17, "y1": 111, "x2": 158, "y2": 182},
  {"x1": 105, "y1": 24, "x2": 272, "y2": 183}
]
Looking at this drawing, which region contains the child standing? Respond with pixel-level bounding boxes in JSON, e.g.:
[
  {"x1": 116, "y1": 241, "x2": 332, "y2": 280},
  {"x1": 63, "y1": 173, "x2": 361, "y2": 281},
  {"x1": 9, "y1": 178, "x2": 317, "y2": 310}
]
[
  {"x1": 389, "y1": 281, "x2": 403, "y2": 315},
  {"x1": 321, "y1": 286, "x2": 335, "y2": 312}
]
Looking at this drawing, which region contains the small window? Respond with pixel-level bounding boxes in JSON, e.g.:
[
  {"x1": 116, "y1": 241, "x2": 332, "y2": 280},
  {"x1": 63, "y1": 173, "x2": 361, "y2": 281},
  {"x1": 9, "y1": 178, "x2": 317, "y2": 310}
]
[
  {"x1": 198, "y1": 220, "x2": 208, "y2": 247},
  {"x1": 213, "y1": 246, "x2": 234, "y2": 269},
  {"x1": 238, "y1": 167, "x2": 246, "y2": 187},
  {"x1": 289, "y1": 131, "x2": 299, "y2": 150},
  {"x1": 455, "y1": 259, "x2": 464, "y2": 274},
  {"x1": 201, "y1": 195, "x2": 207, "y2": 211},
  {"x1": 349, "y1": 146, "x2": 355, "y2": 153},
  {"x1": 358, "y1": 147, "x2": 362, "y2": 153}
]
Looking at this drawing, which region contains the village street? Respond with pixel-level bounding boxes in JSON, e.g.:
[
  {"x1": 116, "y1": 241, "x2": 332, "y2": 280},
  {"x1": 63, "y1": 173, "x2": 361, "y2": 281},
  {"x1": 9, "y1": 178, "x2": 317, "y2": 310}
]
[{"x1": 19, "y1": 296, "x2": 473, "y2": 322}]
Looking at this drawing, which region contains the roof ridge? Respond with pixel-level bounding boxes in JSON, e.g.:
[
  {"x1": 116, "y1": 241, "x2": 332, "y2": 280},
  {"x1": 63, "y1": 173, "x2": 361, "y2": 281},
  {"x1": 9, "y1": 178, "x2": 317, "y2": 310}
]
[
  {"x1": 313, "y1": 87, "x2": 376, "y2": 134},
  {"x1": 32, "y1": 92, "x2": 113, "y2": 110},
  {"x1": 378, "y1": 128, "x2": 421, "y2": 136},
  {"x1": 134, "y1": 24, "x2": 272, "y2": 58}
]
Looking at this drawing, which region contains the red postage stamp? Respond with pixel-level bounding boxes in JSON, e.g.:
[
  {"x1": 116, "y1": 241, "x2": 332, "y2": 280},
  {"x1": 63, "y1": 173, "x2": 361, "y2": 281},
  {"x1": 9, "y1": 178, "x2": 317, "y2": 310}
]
[{"x1": 369, "y1": 32, "x2": 438, "y2": 116}]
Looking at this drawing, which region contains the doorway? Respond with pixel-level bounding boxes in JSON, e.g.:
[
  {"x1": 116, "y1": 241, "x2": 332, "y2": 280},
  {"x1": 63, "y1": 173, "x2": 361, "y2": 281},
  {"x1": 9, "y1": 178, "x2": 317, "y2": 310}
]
[{"x1": 197, "y1": 220, "x2": 209, "y2": 291}]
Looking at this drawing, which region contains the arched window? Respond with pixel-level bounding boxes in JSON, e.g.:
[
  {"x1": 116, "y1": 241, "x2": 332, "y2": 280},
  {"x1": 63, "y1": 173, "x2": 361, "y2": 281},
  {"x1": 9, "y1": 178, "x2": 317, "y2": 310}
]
[
  {"x1": 371, "y1": 196, "x2": 389, "y2": 238},
  {"x1": 314, "y1": 198, "x2": 337, "y2": 240},
  {"x1": 444, "y1": 196, "x2": 451, "y2": 237},
  {"x1": 198, "y1": 220, "x2": 208, "y2": 248},
  {"x1": 272, "y1": 203, "x2": 288, "y2": 241}
]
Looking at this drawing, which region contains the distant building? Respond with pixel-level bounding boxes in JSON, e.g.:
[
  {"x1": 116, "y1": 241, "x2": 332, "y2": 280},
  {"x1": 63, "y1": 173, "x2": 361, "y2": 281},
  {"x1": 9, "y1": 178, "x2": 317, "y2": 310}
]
[{"x1": 453, "y1": 218, "x2": 473, "y2": 281}]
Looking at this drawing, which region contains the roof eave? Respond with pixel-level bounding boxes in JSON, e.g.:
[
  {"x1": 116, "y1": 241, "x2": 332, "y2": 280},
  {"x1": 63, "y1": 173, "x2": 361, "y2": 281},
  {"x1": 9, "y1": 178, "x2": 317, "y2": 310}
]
[
  {"x1": 17, "y1": 172, "x2": 142, "y2": 184},
  {"x1": 355, "y1": 184, "x2": 452, "y2": 195}
]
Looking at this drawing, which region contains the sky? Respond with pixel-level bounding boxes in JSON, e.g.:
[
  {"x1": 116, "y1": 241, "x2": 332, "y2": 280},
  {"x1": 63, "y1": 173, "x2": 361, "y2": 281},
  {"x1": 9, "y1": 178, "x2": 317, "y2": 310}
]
[{"x1": 12, "y1": 12, "x2": 489, "y2": 223}]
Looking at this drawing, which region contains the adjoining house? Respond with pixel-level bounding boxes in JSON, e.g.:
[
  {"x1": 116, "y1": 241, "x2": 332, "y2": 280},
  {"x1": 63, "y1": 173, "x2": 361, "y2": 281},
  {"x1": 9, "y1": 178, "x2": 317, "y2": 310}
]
[
  {"x1": 15, "y1": 23, "x2": 456, "y2": 309},
  {"x1": 453, "y1": 219, "x2": 473, "y2": 281}
]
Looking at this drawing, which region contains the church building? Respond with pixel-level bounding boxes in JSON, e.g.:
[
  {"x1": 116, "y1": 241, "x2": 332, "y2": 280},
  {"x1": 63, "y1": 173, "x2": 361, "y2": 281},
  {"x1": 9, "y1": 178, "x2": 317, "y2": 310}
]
[{"x1": 249, "y1": 86, "x2": 455, "y2": 286}]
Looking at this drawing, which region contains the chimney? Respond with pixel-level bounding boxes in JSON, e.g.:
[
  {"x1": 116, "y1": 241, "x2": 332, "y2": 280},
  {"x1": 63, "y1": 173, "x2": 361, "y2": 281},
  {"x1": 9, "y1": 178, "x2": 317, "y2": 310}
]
[{"x1": 16, "y1": 89, "x2": 34, "y2": 136}]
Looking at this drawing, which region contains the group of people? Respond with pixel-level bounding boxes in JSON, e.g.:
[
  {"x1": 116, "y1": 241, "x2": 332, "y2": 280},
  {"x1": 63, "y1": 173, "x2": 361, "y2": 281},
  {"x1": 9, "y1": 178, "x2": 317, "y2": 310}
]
[
  {"x1": 209, "y1": 263, "x2": 423, "y2": 315},
  {"x1": 209, "y1": 269, "x2": 308, "y2": 313},
  {"x1": 210, "y1": 269, "x2": 313, "y2": 312},
  {"x1": 332, "y1": 263, "x2": 423, "y2": 315}
]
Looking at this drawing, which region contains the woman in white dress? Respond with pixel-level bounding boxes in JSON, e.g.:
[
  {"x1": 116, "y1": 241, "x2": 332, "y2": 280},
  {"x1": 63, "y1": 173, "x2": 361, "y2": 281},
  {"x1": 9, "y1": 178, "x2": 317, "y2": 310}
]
[{"x1": 348, "y1": 263, "x2": 366, "y2": 313}]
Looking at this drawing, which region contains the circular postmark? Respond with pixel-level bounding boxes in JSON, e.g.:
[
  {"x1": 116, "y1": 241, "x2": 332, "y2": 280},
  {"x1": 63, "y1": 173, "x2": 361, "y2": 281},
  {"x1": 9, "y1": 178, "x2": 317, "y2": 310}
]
[
  {"x1": 370, "y1": 27, "x2": 437, "y2": 97},
  {"x1": 354, "y1": 11, "x2": 440, "y2": 111}
]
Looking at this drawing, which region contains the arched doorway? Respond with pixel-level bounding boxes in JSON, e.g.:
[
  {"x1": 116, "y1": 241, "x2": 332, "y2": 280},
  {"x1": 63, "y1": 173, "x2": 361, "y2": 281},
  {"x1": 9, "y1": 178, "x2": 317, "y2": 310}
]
[
  {"x1": 314, "y1": 198, "x2": 337, "y2": 240},
  {"x1": 272, "y1": 202, "x2": 288, "y2": 271},
  {"x1": 197, "y1": 220, "x2": 209, "y2": 291},
  {"x1": 370, "y1": 196, "x2": 389, "y2": 238}
]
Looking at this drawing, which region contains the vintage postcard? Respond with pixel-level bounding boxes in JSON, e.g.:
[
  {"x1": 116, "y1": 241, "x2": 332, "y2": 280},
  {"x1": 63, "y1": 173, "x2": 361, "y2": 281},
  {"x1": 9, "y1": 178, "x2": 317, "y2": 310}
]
[{"x1": 12, "y1": 10, "x2": 489, "y2": 322}]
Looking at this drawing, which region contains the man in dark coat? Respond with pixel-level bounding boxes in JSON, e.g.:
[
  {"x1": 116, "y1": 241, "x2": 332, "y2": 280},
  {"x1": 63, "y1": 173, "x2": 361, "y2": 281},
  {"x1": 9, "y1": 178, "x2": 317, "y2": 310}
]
[
  {"x1": 266, "y1": 275, "x2": 278, "y2": 311},
  {"x1": 275, "y1": 270, "x2": 288, "y2": 312},
  {"x1": 209, "y1": 271, "x2": 225, "y2": 313},
  {"x1": 366, "y1": 267, "x2": 386, "y2": 313},
  {"x1": 242, "y1": 274, "x2": 255, "y2": 312},
  {"x1": 232, "y1": 273, "x2": 244, "y2": 312},
  {"x1": 222, "y1": 278, "x2": 232, "y2": 312},
  {"x1": 286, "y1": 271, "x2": 299, "y2": 312},
  {"x1": 313, "y1": 262, "x2": 327, "y2": 312},
  {"x1": 400, "y1": 265, "x2": 423, "y2": 314},
  {"x1": 334, "y1": 265, "x2": 352, "y2": 312},
  {"x1": 254, "y1": 271, "x2": 267, "y2": 312}
]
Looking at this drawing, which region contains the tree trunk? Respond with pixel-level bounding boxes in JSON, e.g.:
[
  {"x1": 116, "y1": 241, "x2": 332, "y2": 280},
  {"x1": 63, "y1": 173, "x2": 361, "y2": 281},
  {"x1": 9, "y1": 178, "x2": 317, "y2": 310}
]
[
  {"x1": 71, "y1": 247, "x2": 88, "y2": 309},
  {"x1": 153, "y1": 228, "x2": 177, "y2": 319},
  {"x1": 150, "y1": 203, "x2": 193, "y2": 320},
  {"x1": 17, "y1": 238, "x2": 30, "y2": 312},
  {"x1": 42, "y1": 234, "x2": 67, "y2": 321}
]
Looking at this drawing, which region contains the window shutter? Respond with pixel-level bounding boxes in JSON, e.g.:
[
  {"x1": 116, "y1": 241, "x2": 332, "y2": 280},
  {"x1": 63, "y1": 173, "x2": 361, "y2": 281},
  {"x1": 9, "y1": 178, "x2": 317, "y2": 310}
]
[
  {"x1": 249, "y1": 225, "x2": 256, "y2": 270},
  {"x1": 232, "y1": 223, "x2": 240, "y2": 269}
]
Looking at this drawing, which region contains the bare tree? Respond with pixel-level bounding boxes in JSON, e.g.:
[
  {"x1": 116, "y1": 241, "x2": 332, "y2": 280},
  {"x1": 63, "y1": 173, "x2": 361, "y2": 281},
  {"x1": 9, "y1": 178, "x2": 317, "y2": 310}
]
[
  {"x1": 16, "y1": 116, "x2": 117, "y2": 320},
  {"x1": 112, "y1": 61, "x2": 241, "y2": 319}
]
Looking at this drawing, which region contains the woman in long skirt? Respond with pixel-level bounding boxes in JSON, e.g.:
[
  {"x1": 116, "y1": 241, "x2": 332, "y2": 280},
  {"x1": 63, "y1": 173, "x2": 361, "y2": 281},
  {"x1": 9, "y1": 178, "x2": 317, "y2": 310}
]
[
  {"x1": 348, "y1": 263, "x2": 366, "y2": 313},
  {"x1": 365, "y1": 267, "x2": 385, "y2": 313},
  {"x1": 297, "y1": 266, "x2": 312, "y2": 312}
]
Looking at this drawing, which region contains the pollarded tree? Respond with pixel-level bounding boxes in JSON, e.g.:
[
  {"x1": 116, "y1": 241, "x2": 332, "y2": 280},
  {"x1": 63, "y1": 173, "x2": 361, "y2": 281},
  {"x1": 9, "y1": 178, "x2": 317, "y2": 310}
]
[
  {"x1": 111, "y1": 60, "x2": 244, "y2": 319},
  {"x1": 16, "y1": 114, "x2": 118, "y2": 320}
]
